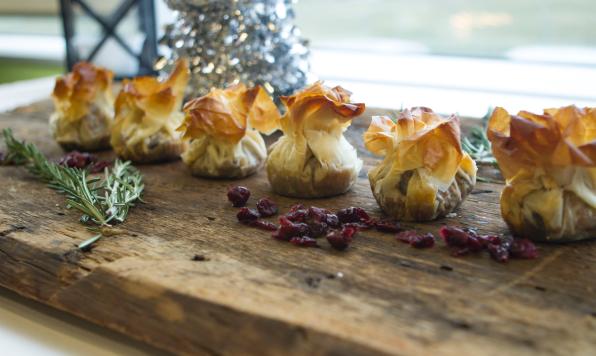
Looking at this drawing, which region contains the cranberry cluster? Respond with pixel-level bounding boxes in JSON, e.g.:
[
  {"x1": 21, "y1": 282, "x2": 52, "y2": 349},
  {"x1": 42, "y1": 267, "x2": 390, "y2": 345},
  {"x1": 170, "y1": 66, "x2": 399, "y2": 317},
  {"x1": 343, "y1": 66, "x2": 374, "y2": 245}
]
[
  {"x1": 229, "y1": 186, "x2": 402, "y2": 251},
  {"x1": 439, "y1": 225, "x2": 538, "y2": 262},
  {"x1": 228, "y1": 186, "x2": 539, "y2": 261},
  {"x1": 57, "y1": 151, "x2": 111, "y2": 173}
]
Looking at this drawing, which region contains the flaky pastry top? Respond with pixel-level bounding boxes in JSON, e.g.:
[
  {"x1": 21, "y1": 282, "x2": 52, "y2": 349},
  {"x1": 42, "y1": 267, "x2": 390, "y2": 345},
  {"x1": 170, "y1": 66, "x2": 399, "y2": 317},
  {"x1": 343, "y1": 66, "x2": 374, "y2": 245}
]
[
  {"x1": 278, "y1": 81, "x2": 365, "y2": 136},
  {"x1": 178, "y1": 83, "x2": 280, "y2": 143},
  {"x1": 364, "y1": 107, "x2": 475, "y2": 189},
  {"x1": 488, "y1": 106, "x2": 596, "y2": 179},
  {"x1": 52, "y1": 62, "x2": 113, "y2": 121},
  {"x1": 113, "y1": 59, "x2": 189, "y2": 142}
]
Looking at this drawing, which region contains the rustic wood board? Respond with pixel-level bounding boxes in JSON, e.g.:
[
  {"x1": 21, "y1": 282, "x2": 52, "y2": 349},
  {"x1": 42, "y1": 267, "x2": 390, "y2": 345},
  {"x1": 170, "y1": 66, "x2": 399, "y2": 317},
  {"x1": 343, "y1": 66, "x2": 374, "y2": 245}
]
[{"x1": 0, "y1": 100, "x2": 595, "y2": 356}]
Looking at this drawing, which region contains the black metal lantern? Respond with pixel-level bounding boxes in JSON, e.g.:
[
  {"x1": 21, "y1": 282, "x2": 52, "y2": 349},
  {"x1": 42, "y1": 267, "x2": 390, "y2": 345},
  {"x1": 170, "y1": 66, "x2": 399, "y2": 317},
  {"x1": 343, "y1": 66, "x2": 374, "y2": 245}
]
[{"x1": 59, "y1": 0, "x2": 158, "y2": 77}]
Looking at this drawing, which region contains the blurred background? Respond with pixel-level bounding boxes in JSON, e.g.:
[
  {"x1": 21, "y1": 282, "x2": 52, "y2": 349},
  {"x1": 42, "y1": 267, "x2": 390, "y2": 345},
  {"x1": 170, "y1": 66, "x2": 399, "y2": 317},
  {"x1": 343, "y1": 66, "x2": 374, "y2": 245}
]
[{"x1": 0, "y1": 0, "x2": 594, "y2": 116}]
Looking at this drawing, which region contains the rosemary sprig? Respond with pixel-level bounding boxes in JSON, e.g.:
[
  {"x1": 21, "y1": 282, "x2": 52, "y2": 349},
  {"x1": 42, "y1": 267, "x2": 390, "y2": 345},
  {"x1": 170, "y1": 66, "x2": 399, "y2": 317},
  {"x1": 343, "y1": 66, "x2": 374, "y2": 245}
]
[
  {"x1": 2, "y1": 128, "x2": 144, "y2": 250},
  {"x1": 102, "y1": 160, "x2": 144, "y2": 224},
  {"x1": 462, "y1": 107, "x2": 497, "y2": 166}
]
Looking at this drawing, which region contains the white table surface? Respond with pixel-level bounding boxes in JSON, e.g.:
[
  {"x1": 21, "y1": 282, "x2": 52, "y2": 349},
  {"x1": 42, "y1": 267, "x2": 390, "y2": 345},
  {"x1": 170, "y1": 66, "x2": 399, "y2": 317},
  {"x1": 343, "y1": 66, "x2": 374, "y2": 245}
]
[{"x1": 0, "y1": 288, "x2": 162, "y2": 355}]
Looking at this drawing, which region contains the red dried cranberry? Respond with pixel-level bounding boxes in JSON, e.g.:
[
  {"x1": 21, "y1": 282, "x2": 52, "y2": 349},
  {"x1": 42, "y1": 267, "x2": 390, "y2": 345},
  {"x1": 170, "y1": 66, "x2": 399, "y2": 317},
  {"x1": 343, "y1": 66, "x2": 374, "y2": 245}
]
[
  {"x1": 58, "y1": 151, "x2": 97, "y2": 169},
  {"x1": 466, "y1": 235, "x2": 484, "y2": 252},
  {"x1": 410, "y1": 233, "x2": 435, "y2": 249},
  {"x1": 439, "y1": 225, "x2": 471, "y2": 247},
  {"x1": 479, "y1": 234, "x2": 501, "y2": 246},
  {"x1": 289, "y1": 204, "x2": 305, "y2": 212},
  {"x1": 307, "y1": 221, "x2": 328, "y2": 238},
  {"x1": 249, "y1": 220, "x2": 278, "y2": 231},
  {"x1": 343, "y1": 222, "x2": 372, "y2": 230},
  {"x1": 256, "y1": 197, "x2": 278, "y2": 217},
  {"x1": 325, "y1": 213, "x2": 340, "y2": 228},
  {"x1": 488, "y1": 243, "x2": 510, "y2": 263},
  {"x1": 509, "y1": 239, "x2": 538, "y2": 259},
  {"x1": 308, "y1": 206, "x2": 330, "y2": 219},
  {"x1": 336, "y1": 207, "x2": 370, "y2": 224},
  {"x1": 272, "y1": 216, "x2": 309, "y2": 241},
  {"x1": 396, "y1": 230, "x2": 417, "y2": 244},
  {"x1": 227, "y1": 186, "x2": 250, "y2": 207},
  {"x1": 326, "y1": 226, "x2": 357, "y2": 251},
  {"x1": 286, "y1": 204, "x2": 308, "y2": 222},
  {"x1": 375, "y1": 220, "x2": 402, "y2": 233},
  {"x1": 236, "y1": 207, "x2": 259, "y2": 223},
  {"x1": 89, "y1": 160, "x2": 112, "y2": 173},
  {"x1": 396, "y1": 231, "x2": 435, "y2": 248},
  {"x1": 289, "y1": 236, "x2": 319, "y2": 247},
  {"x1": 303, "y1": 207, "x2": 335, "y2": 237}
]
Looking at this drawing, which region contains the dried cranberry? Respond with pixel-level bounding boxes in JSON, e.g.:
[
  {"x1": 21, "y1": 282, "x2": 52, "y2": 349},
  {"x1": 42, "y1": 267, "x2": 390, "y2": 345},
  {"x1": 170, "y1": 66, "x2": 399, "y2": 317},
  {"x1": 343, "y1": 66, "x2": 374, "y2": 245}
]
[
  {"x1": 227, "y1": 186, "x2": 250, "y2": 207},
  {"x1": 236, "y1": 207, "x2": 259, "y2": 223},
  {"x1": 308, "y1": 206, "x2": 330, "y2": 219},
  {"x1": 410, "y1": 233, "x2": 435, "y2": 249},
  {"x1": 58, "y1": 151, "x2": 97, "y2": 169},
  {"x1": 249, "y1": 220, "x2": 278, "y2": 231},
  {"x1": 479, "y1": 234, "x2": 501, "y2": 246},
  {"x1": 336, "y1": 207, "x2": 370, "y2": 224},
  {"x1": 89, "y1": 160, "x2": 111, "y2": 173},
  {"x1": 325, "y1": 213, "x2": 340, "y2": 228},
  {"x1": 488, "y1": 243, "x2": 510, "y2": 263},
  {"x1": 289, "y1": 236, "x2": 319, "y2": 247},
  {"x1": 509, "y1": 239, "x2": 538, "y2": 259},
  {"x1": 439, "y1": 225, "x2": 471, "y2": 247},
  {"x1": 375, "y1": 220, "x2": 402, "y2": 233},
  {"x1": 289, "y1": 204, "x2": 305, "y2": 212},
  {"x1": 256, "y1": 197, "x2": 278, "y2": 217},
  {"x1": 272, "y1": 216, "x2": 309, "y2": 241},
  {"x1": 307, "y1": 221, "x2": 328, "y2": 238},
  {"x1": 396, "y1": 231, "x2": 435, "y2": 248},
  {"x1": 326, "y1": 226, "x2": 357, "y2": 251},
  {"x1": 396, "y1": 231, "x2": 417, "y2": 244},
  {"x1": 466, "y1": 235, "x2": 484, "y2": 252},
  {"x1": 286, "y1": 204, "x2": 308, "y2": 222},
  {"x1": 343, "y1": 222, "x2": 373, "y2": 230}
]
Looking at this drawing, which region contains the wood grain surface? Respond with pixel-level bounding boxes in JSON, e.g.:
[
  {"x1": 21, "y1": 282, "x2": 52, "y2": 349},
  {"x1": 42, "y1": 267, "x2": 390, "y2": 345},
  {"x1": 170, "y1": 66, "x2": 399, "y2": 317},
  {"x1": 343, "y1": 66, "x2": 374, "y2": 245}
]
[{"x1": 0, "y1": 101, "x2": 594, "y2": 355}]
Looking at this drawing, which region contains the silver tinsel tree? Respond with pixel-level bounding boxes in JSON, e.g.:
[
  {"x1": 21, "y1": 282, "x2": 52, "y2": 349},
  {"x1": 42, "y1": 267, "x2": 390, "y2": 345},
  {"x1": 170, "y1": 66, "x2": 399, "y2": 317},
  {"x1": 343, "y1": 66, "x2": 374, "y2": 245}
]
[{"x1": 159, "y1": 0, "x2": 311, "y2": 99}]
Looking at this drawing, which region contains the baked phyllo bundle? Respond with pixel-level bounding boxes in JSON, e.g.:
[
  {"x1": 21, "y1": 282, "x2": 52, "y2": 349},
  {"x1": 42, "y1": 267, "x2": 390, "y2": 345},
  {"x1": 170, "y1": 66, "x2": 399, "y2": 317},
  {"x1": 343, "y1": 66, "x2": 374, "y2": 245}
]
[
  {"x1": 177, "y1": 83, "x2": 280, "y2": 178},
  {"x1": 266, "y1": 82, "x2": 365, "y2": 198},
  {"x1": 364, "y1": 107, "x2": 477, "y2": 221},
  {"x1": 110, "y1": 59, "x2": 189, "y2": 163},
  {"x1": 488, "y1": 106, "x2": 596, "y2": 242},
  {"x1": 50, "y1": 62, "x2": 114, "y2": 151}
]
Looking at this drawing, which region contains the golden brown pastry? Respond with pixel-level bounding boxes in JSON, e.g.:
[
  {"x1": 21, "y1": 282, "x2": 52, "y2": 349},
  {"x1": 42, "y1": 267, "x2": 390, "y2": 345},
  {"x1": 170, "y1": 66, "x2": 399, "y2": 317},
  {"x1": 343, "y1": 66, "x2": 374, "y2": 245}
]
[
  {"x1": 488, "y1": 106, "x2": 596, "y2": 241},
  {"x1": 50, "y1": 62, "x2": 114, "y2": 151},
  {"x1": 111, "y1": 59, "x2": 189, "y2": 163},
  {"x1": 266, "y1": 82, "x2": 365, "y2": 198},
  {"x1": 178, "y1": 83, "x2": 280, "y2": 178},
  {"x1": 364, "y1": 107, "x2": 477, "y2": 221}
]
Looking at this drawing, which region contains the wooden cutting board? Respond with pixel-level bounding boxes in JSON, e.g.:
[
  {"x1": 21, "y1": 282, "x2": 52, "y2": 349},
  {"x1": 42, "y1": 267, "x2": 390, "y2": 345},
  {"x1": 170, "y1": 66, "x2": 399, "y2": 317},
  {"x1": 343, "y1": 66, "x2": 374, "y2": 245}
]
[{"x1": 0, "y1": 100, "x2": 594, "y2": 356}]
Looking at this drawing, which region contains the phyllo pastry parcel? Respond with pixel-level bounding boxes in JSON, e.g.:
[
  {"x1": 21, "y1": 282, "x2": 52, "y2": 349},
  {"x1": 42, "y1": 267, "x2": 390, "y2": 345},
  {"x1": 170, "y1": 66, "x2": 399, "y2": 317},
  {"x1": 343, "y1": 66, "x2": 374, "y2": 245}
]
[
  {"x1": 111, "y1": 59, "x2": 189, "y2": 163},
  {"x1": 177, "y1": 83, "x2": 280, "y2": 178},
  {"x1": 488, "y1": 106, "x2": 596, "y2": 241},
  {"x1": 266, "y1": 82, "x2": 365, "y2": 198},
  {"x1": 50, "y1": 62, "x2": 114, "y2": 151},
  {"x1": 364, "y1": 107, "x2": 477, "y2": 221}
]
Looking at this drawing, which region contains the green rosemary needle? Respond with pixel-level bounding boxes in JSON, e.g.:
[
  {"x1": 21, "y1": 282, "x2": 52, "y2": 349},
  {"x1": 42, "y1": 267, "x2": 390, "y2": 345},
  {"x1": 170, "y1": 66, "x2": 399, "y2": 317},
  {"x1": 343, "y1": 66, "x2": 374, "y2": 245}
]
[
  {"x1": 2, "y1": 128, "x2": 144, "y2": 250},
  {"x1": 463, "y1": 107, "x2": 498, "y2": 166}
]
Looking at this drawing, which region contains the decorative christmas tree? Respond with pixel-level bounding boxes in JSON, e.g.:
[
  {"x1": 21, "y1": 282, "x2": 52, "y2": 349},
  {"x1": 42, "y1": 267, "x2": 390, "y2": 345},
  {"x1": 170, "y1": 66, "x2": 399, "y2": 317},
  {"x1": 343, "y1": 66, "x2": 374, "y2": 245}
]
[{"x1": 159, "y1": 0, "x2": 311, "y2": 100}]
